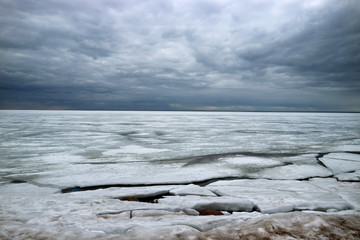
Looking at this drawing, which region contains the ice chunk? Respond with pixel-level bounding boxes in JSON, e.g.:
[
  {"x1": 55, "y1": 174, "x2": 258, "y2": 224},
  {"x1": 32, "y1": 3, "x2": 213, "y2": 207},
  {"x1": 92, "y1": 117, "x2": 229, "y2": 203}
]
[
  {"x1": 131, "y1": 210, "x2": 186, "y2": 218},
  {"x1": 322, "y1": 159, "x2": 360, "y2": 174},
  {"x1": 329, "y1": 145, "x2": 360, "y2": 152},
  {"x1": 292, "y1": 195, "x2": 352, "y2": 211},
  {"x1": 248, "y1": 164, "x2": 332, "y2": 179},
  {"x1": 169, "y1": 184, "x2": 217, "y2": 197},
  {"x1": 207, "y1": 179, "x2": 353, "y2": 213},
  {"x1": 337, "y1": 193, "x2": 360, "y2": 210},
  {"x1": 208, "y1": 179, "x2": 321, "y2": 192},
  {"x1": 158, "y1": 195, "x2": 255, "y2": 212},
  {"x1": 310, "y1": 178, "x2": 360, "y2": 210},
  {"x1": 324, "y1": 153, "x2": 360, "y2": 162},
  {"x1": 220, "y1": 156, "x2": 282, "y2": 167},
  {"x1": 123, "y1": 225, "x2": 200, "y2": 240},
  {"x1": 70, "y1": 185, "x2": 174, "y2": 200},
  {"x1": 321, "y1": 153, "x2": 360, "y2": 174},
  {"x1": 336, "y1": 170, "x2": 360, "y2": 181}
]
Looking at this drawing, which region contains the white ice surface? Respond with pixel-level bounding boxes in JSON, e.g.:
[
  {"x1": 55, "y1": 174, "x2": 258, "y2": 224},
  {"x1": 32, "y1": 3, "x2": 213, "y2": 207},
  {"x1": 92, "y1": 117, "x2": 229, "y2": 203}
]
[
  {"x1": 328, "y1": 145, "x2": 360, "y2": 152},
  {"x1": 321, "y1": 153, "x2": 360, "y2": 174},
  {"x1": 325, "y1": 153, "x2": 360, "y2": 162},
  {"x1": 0, "y1": 183, "x2": 263, "y2": 237},
  {"x1": 1, "y1": 111, "x2": 360, "y2": 239},
  {"x1": 219, "y1": 156, "x2": 281, "y2": 167},
  {"x1": 310, "y1": 178, "x2": 360, "y2": 210},
  {"x1": 208, "y1": 179, "x2": 355, "y2": 213},
  {"x1": 32, "y1": 160, "x2": 240, "y2": 188},
  {"x1": 103, "y1": 145, "x2": 171, "y2": 155},
  {"x1": 169, "y1": 184, "x2": 217, "y2": 197},
  {"x1": 248, "y1": 164, "x2": 332, "y2": 180},
  {"x1": 336, "y1": 170, "x2": 360, "y2": 181},
  {"x1": 159, "y1": 195, "x2": 255, "y2": 212}
]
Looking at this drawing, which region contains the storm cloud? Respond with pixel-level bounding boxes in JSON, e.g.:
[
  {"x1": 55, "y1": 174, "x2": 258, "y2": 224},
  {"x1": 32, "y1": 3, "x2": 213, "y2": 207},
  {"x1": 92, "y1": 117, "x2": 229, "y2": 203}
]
[{"x1": 0, "y1": 0, "x2": 359, "y2": 111}]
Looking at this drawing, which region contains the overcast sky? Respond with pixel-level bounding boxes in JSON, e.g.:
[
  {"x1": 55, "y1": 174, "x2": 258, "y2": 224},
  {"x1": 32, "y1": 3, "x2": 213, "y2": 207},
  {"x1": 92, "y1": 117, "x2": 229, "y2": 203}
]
[{"x1": 0, "y1": 0, "x2": 359, "y2": 111}]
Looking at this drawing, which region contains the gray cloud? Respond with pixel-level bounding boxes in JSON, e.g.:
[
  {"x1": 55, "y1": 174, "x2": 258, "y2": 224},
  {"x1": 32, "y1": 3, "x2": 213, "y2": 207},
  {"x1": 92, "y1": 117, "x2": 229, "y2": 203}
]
[{"x1": 0, "y1": 0, "x2": 359, "y2": 111}]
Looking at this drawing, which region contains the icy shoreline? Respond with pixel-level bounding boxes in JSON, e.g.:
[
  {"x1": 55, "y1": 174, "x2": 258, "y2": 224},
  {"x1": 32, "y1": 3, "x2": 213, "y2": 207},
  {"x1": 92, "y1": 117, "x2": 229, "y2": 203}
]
[
  {"x1": 1, "y1": 173, "x2": 360, "y2": 239},
  {"x1": 1, "y1": 111, "x2": 360, "y2": 239}
]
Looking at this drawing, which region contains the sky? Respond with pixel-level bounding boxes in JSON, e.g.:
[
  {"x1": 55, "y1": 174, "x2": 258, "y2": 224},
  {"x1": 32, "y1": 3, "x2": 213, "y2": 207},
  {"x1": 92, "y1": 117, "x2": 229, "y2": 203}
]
[{"x1": 0, "y1": 0, "x2": 359, "y2": 112}]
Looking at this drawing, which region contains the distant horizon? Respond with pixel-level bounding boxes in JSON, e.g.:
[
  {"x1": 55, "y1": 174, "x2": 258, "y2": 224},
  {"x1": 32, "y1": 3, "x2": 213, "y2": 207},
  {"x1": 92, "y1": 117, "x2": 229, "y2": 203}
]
[{"x1": 1, "y1": 108, "x2": 359, "y2": 114}]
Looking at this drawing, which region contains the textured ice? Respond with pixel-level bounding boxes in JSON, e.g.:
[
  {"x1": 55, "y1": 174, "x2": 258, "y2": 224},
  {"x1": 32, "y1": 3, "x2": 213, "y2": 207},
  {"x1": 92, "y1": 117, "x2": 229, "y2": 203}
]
[
  {"x1": 220, "y1": 156, "x2": 281, "y2": 167},
  {"x1": 248, "y1": 164, "x2": 332, "y2": 179},
  {"x1": 336, "y1": 170, "x2": 360, "y2": 181},
  {"x1": 329, "y1": 145, "x2": 360, "y2": 152},
  {"x1": 169, "y1": 184, "x2": 217, "y2": 197},
  {"x1": 1, "y1": 111, "x2": 360, "y2": 239},
  {"x1": 207, "y1": 179, "x2": 353, "y2": 213},
  {"x1": 321, "y1": 153, "x2": 360, "y2": 174},
  {"x1": 37, "y1": 161, "x2": 239, "y2": 188},
  {"x1": 159, "y1": 195, "x2": 255, "y2": 212},
  {"x1": 103, "y1": 145, "x2": 171, "y2": 155},
  {"x1": 325, "y1": 153, "x2": 360, "y2": 162},
  {"x1": 310, "y1": 178, "x2": 360, "y2": 210}
]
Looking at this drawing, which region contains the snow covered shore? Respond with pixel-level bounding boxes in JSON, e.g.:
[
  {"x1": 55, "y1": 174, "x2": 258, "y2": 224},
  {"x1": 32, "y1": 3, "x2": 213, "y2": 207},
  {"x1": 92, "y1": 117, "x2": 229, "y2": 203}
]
[
  {"x1": 1, "y1": 211, "x2": 359, "y2": 239},
  {"x1": 1, "y1": 175, "x2": 360, "y2": 239}
]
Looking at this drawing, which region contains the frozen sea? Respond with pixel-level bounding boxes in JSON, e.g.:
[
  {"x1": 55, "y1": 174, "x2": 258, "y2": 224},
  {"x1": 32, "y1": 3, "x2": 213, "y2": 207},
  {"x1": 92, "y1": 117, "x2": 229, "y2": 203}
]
[{"x1": 1, "y1": 110, "x2": 360, "y2": 239}]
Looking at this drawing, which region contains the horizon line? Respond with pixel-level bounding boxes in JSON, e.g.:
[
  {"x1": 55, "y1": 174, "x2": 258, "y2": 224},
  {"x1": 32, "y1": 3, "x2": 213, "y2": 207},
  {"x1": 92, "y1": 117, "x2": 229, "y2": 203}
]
[{"x1": 1, "y1": 109, "x2": 359, "y2": 114}]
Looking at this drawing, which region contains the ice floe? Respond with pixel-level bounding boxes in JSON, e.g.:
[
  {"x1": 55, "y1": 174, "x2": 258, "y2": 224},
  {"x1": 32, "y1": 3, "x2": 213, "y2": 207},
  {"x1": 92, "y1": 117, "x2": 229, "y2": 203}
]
[
  {"x1": 159, "y1": 195, "x2": 255, "y2": 212},
  {"x1": 336, "y1": 170, "x2": 360, "y2": 181},
  {"x1": 321, "y1": 152, "x2": 360, "y2": 174},
  {"x1": 207, "y1": 179, "x2": 354, "y2": 213},
  {"x1": 169, "y1": 184, "x2": 217, "y2": 197},
  {"x1": 219, "y1": 156, "x2": 282, "y2": 168},
  {"x1": 103, "y1": 145, "x2": 171, "y2": 155},
  {"x1": 248, "y1": 163, "x2": 333, "y2": 179}
]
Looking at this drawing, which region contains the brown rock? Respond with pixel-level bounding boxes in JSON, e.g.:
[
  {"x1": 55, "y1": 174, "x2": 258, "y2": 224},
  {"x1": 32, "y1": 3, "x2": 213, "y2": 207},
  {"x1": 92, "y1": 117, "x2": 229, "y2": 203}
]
[
  {"x1": 120, "y1": 196, "x2": 139, "y2": 202},
  {"x1": 199, "y1": 209, "x2": 224, "y2": 216}
]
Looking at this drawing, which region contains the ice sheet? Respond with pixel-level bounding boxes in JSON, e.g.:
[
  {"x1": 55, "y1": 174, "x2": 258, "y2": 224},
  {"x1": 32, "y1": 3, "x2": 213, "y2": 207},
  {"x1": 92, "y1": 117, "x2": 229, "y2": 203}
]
[
  {"x1": 158, "y1": 195, "x2": 255, "y2": 212},
  {"x1": 207, "y1": 179, "x2": 354, "y2": 213},
  {"x1": 103, "y1": 145, "x2": 171, "y2": 155},
  {"x1": 336, "y1": 170, "x2": 360, "y2": 181},
  {"x1": 219, "y1": 156, "x2": 282, "y2": 167},
  {"x1": 1, "y1": 111, "x2": 360, "y2": 239},
  {"x1": 321, "y1": 153, "x2": 360, "y2": 174},
  {"x1": 169, "y1": 184, "x2": 217, "y2": 197},
  {"x1": 248, "y1": 164, "x2": 332, "y2": 179}
]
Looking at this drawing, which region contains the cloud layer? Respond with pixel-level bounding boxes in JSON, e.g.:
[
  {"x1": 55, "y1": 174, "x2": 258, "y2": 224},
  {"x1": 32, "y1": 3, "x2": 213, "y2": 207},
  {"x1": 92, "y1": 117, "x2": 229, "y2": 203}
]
[{"x1": 1, "y1": 0, "x2": 359, "y2": 111}]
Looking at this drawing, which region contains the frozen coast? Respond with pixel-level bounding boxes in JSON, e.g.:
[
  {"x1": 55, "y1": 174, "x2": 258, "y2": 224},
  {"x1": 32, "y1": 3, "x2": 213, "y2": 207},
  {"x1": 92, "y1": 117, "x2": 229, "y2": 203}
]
[{"x1": 1, "y1": 111, "x2": 360, "y2": 239}]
